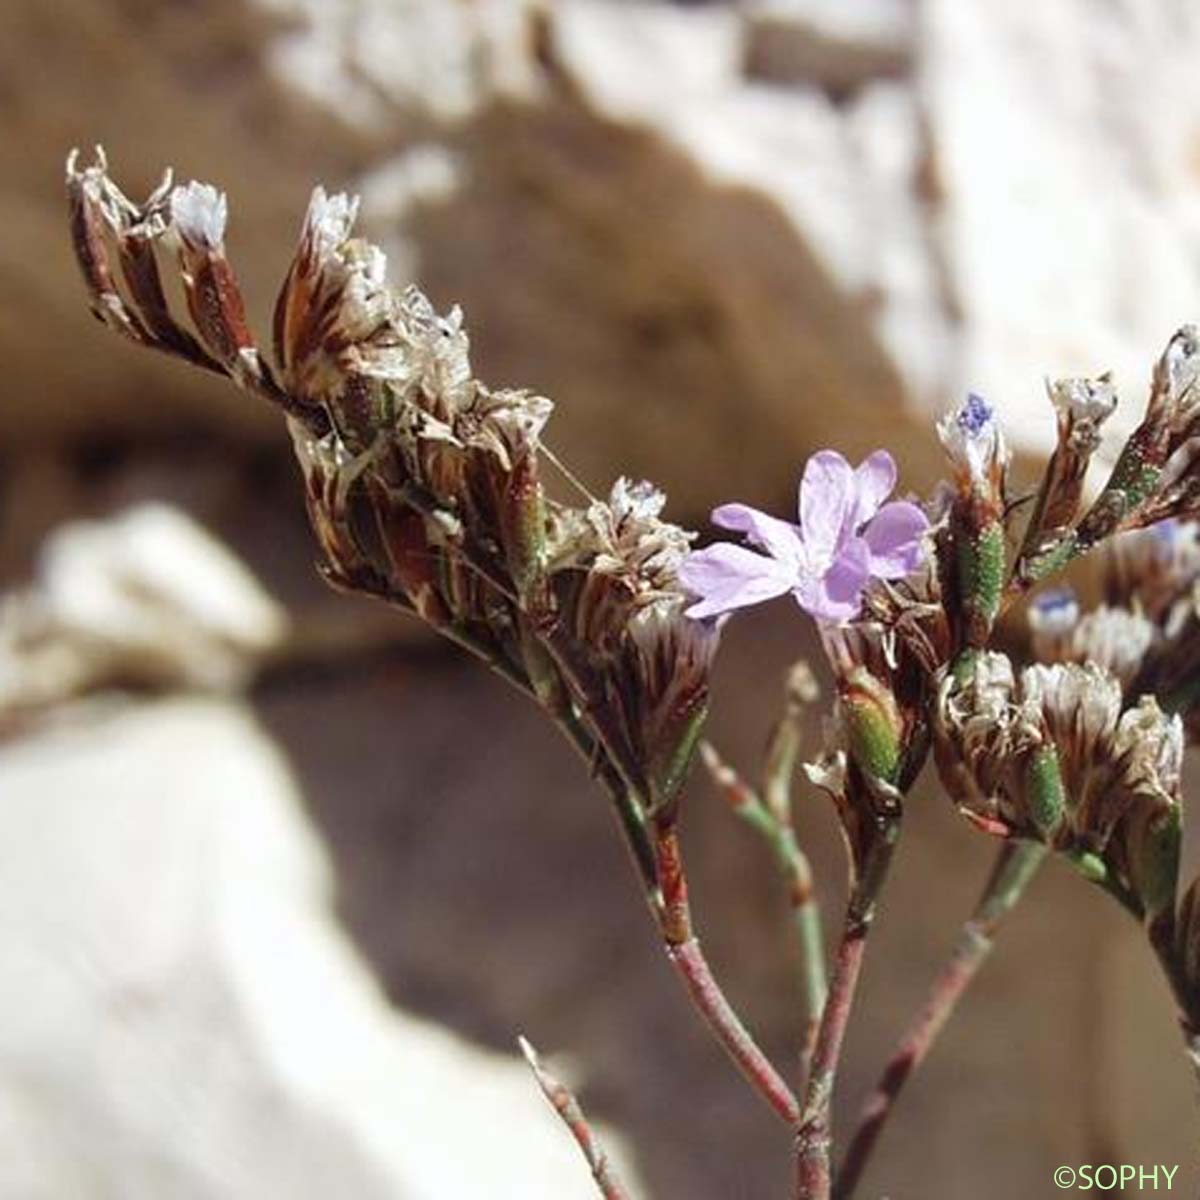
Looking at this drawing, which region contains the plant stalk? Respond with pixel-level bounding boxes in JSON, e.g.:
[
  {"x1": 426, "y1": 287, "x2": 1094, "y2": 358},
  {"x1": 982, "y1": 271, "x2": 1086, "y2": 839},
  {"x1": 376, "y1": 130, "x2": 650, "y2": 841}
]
[
  {"x1": 795, "y1": 825, "x2": 899, "y2": 1200},
  {"x1": 833, "y1": 839, "x2": 1046, "y2": 1199},
  {"x1": 520, "y1": 1036, "x2": 637, "y2": 1200},
  {"x1": 654, "y1": 821, "x2": 802, "y2": 1124}
]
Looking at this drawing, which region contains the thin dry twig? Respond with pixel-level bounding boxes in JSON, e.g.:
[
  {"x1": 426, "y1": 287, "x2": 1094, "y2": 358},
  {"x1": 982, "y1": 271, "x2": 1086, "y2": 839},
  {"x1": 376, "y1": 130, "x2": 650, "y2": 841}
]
[{"x1": 519, "y1": 1036, "x2": 636, "y2": 1200}]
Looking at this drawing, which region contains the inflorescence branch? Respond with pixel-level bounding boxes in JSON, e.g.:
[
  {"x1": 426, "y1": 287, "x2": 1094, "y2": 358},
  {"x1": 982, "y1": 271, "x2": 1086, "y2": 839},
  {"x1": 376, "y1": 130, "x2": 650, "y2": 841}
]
[{"x1": 65, "y1": 147, "x2": 1200, "y2": 1200}]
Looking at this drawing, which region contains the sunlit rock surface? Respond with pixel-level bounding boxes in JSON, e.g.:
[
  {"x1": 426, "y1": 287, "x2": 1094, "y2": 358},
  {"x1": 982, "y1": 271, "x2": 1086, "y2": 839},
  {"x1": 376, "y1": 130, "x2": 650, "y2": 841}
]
[{"x1": 0, "y1": 697, "x2": 638, "y2": 1199}]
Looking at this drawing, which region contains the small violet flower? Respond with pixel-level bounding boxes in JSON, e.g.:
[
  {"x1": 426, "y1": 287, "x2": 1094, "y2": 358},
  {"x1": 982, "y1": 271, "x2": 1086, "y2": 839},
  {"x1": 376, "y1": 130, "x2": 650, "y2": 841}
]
[
  {"x1": 937, "y1": 392, "x2": 1007, "y2": 489},
  {"x1": 679, "y1": 449, "x2": 929, "y2": 624}
]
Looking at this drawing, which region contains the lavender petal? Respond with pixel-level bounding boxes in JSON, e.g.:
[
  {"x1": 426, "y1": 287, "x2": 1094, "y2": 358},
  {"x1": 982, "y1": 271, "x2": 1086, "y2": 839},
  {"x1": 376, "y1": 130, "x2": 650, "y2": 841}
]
[
  {"x1": 850, "y1": 449, "x2": 898, "y2": 529},
  {"x1": 799, "y1": 450, "x2": 855, "y2": 562},
  {"x1": 712, "y1": 502, "x2": 803, "y2": 566},
  {"x1": 862, "y1": 500, "x2": 929, "y2": 578},
  {"x1": 793, "y1": 536, "x2": 870, "y2": 622},
  {"x1": 680, "y1": 543, "x2": 795, "y2": 619}
]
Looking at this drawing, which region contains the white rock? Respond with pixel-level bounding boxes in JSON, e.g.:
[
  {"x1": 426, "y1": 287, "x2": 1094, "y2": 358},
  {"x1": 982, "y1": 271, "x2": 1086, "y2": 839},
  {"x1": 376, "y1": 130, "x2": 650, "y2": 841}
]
[
  {"x1": 40, "y1": 503, "x2": 285, "y2": 660},
  {"x1": 552, "y1": 0, "x2": 950, "y2": 402},
  {"x1": 549, "y1": 0, "x2": 1200, "y2": 461},
  {"x1": 0, "y1": 504, "x2": 288, "y2": 711},
  {"x1": 922, "y1": 0, "x2": 1200, "y2": 455},
  {"x1": 258, "y1": 0, "x2": 540, "y2": 128},
  {"x1": 0, "y1": 698, "x2": 637, "y2": 1199}
]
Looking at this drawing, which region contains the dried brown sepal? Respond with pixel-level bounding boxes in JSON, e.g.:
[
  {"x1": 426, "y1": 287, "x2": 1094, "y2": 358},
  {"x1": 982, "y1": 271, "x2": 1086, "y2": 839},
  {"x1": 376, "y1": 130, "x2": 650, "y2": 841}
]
[
  {"x1": 1074, "y1": 327, "x2": 1200, "y2": 548},
  {"x1": 1013, "y1": 374, "x2": 1117, "y2": 583},
  {"x1": 66, "y1": 148, "x2": 325, "y2": 432},
  {"x1": 66, "y1": 148, "x2": 158, "y2": 349},
  {"x1": 66, "y1": 152, "x2": 723, "y2": 902}
]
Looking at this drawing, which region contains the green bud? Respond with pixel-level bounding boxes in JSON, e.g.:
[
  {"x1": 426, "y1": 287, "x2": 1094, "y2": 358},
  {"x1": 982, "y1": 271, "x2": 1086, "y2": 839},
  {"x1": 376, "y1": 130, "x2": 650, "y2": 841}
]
[
  {"x1": 1022, "y1": 533, "x2": 1077, "y2": 584},
  {"x1": 1076, "y1": 441, "x2": 1161, "y2": 548},
  {"x1": 841, "y1": 670, "x2": 902, "y2": 784},
  {"x1": 1025, "y1": 745, "x2": 1065, "y2": 841},
  {"x1": 957, "y1": 519, "x2": 1006, "y2": 647},
  {"x1": 950, "y1": 648, "x2": 978, "y2": 688},
  {"x1": 1107, "y1": 441, "x2": 1161, "y2": 510}
]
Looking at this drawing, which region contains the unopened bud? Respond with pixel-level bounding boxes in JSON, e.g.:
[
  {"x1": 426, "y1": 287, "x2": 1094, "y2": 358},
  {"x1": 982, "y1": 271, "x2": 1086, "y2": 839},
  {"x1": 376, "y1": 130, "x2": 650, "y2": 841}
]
[
  {"x1": 499, "y1": 449, "x2": 547, "y2": 600},
  {"x1": 1067, "y1": 849, "x2": 1109, "y2": 885},
  {"x1": 956, "y1": 520, "x2": 1006, "y2": 647},
  {"x1": 1024, "y1": 745, "x2": 1065, "y2": 841},
  {"x1": 841, "y1": 669, "x2": 903, "y2": 784}
]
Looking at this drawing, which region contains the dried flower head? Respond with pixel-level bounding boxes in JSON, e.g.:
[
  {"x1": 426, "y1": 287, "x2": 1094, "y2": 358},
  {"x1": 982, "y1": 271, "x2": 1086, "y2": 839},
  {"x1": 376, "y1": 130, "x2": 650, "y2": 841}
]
[
  {"x1": 935, "y1": 654, "x2": 1182, "y2": 919},
  {"x1": 65, "y1": 149, "x2": 717, "y2": 853},
  {"x1": 1028, "y1": 591, "x2": 1155, "y2": 689},
  {"x1": 1104, "y1": 520, "x2": 1200, "y2": 624},
  {"x1": 1013, "y1": 374, "x2": 1118, "y2": 587},
  {"x1": 1027, "y1": 585, "x2": 1081, "y2": 660}
]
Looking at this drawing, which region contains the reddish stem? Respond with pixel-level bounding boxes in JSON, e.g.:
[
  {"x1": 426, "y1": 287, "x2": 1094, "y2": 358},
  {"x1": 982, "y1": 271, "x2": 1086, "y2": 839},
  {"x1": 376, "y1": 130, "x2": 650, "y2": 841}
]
[
  {"x1": 833, "y1": 839, "x2": 1045, "y2": 1200},
  {"x1": 668, "y1": 938, "x2": 801, "y2": 1125},
  {"x1": 834, "y1": 936, "x2": 981, "y2": 1199},
  {"x1": 656, "y1": 823, "x2": 801, "y2": 1125},
  {"x1": 795, "y1": 824, "x2": 899, "y2": 1200},
  {"x1": 520, "y1": 1036, "x2": 636, "y2": 1200},
  {"x1": 795, "y1": 928, "x2": 868, "y2": 1200}
]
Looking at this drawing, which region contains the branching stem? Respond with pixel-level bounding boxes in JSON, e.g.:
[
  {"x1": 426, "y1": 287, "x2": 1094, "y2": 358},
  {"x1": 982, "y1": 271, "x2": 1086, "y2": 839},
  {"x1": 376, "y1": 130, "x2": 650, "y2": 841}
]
[
  {"x1": 795, "y1": 824, "x2": 899, "y2": 1200},
  {"x1": 833, "y1": 839, "x2": 1046, "y2": 1199}
]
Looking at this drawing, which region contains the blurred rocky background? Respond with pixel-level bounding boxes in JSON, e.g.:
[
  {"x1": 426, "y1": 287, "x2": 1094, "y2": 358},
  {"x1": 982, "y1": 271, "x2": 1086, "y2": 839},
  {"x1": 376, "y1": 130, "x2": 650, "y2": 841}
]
[{"x1": 2, "y1": 0, "x2": 1200, "y2": 1196}]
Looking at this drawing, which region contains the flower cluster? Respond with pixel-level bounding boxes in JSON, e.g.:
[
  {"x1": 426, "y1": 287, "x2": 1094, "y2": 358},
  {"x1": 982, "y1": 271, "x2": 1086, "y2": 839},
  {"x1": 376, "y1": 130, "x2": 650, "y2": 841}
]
[
  {"x1": 1028, "y1": 521, "x2": 1200, "y2": 737},
  {"x1": 66, "y1": 149, "x2": 715, "y2": 824},
  {"x1": 934, "y1": 653, "x2": 1182, "y2": 919},
  {"x1": 1012, "y1": 329, "x2": 1200, "y2": 588},
  {"x1": 68, "y1": 144, "x2": 1200, "y2": 1189}
]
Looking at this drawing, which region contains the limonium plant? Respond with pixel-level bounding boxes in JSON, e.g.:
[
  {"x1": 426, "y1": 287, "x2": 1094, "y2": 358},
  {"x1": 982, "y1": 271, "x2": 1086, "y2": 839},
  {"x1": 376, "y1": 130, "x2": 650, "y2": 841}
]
[{"x1": 67, "y1": 148, "x2": 1200, "y2": 1199}]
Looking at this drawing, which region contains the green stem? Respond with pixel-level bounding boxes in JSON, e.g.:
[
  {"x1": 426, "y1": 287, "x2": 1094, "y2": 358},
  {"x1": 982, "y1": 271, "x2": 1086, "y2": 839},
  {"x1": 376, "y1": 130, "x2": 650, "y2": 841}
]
[
  {"x1": 783, "y1": 825, "x2": 829, "y2": 1068},
  {"x1": 700, "y1": 743, "x2": 828, "y2": 1067}
]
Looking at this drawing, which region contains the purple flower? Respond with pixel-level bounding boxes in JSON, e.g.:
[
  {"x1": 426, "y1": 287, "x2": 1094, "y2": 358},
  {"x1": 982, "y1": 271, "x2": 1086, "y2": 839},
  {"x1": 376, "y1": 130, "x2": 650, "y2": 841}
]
[{"x1": 679, "y1": 449, "x2": 928, "y2": 624}]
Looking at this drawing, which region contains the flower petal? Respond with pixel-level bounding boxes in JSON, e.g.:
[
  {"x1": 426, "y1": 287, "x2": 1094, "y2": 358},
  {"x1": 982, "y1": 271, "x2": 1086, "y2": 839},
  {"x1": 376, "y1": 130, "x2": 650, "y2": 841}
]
[
  {"x1": 851, "y1": 450, "x2": 897, "y2": 529},
  {"x1": 712, "y1": 502, "x2": 802, "y2": 565},
  {"x1": 863, "y1": 501, "x2": 929, "y2": 578},
  {"x1": 793, "y1": 536, "x2": 870, "y2": 622},
  {"x1": 679, "y1": 543, "x2": 794, "y2": 619},
  {"x1": 799, "y1": 450, "x2": 855, "y2": 565}
]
